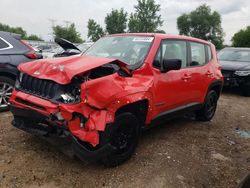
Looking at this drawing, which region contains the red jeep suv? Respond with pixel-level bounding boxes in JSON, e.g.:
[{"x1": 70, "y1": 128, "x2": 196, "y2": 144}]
[{"x1": 10, "y1": 33, "x2": 223, "y2": 166}]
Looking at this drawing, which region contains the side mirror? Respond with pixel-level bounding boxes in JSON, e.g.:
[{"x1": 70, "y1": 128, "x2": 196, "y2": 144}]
[{"x1": 161, "y1": 59, "x2": 182, "y2": 73}]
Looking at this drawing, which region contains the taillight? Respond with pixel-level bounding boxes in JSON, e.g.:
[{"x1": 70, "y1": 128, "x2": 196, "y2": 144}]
[
  {"x1": 25, "y1": 51, "x2": 38, "y2": 59},
  {"x1": 20, "y1": 40, "x2": 39, "y2": 59}
]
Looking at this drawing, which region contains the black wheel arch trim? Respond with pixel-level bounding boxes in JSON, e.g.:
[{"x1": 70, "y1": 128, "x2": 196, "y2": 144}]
[
  {"x1": 207, "y1": 80, "x2": 223, "y2": 98},
  {"x1": 0, "y1": 67, "x2": 18, "y2": 80}
]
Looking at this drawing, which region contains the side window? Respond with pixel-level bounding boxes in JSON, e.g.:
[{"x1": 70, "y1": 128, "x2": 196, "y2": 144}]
[
  {"x1": 153, "y1": 40, "x2": 187, "y2": 68},
  {"x1": 0, "y1": 38, "x2": 9, "y2": 49},
  {"x1": 190, "y1": 42, "x2": 206, "y2": 66}
]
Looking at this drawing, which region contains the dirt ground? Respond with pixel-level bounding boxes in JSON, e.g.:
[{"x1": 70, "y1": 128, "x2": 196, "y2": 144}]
[{"x1": 0, "y1": 89, "x2": 250, "y2": 188}]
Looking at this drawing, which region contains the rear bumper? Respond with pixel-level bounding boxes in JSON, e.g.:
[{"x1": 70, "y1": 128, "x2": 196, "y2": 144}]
[{"x1": 10, "y1": 105, "x2": 115, "y2": 163}]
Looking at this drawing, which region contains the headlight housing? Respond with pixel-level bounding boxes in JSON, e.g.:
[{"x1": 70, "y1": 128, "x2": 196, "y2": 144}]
[
  {"x1": 234, "y1": 70, "x2": 250, "y2": 76},
  {"x1": 60, "y1": 85, "x2": 81, "y2": 104}
]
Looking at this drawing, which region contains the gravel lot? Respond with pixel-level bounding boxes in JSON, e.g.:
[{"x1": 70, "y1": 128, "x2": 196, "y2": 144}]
[{"x1": 0, "y1": 90, "x2": 250, "y2": 188}]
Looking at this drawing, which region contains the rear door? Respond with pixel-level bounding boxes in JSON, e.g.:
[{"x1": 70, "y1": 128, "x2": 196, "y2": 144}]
[{"x1": 186, "y1": 41, "x2": 211, "y2": 103}]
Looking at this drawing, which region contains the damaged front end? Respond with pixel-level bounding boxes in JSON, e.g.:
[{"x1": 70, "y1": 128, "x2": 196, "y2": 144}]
[
  {"x1": 10, "y1": 100, "x2": 115, "y2": 163},
  {"x1": 9, "y1": 56, "x2": 133, "y2": 162}
]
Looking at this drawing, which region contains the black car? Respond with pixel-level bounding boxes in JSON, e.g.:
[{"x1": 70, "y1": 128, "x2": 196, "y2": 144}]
[
  {"x1": 54, "y1": 37, "x2": 93, "y2": 57},
  {"x1": 0, "y1": 31, "x2": 42, "y2": 111},
  {"x1": 218, "y1": 47, "x2": 250, "y2": 96}
]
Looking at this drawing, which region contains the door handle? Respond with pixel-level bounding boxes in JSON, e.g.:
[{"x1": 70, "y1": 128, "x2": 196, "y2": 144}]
[
  {"x1": 181, "y1": 74, "x2": 191, "y2": 81},
  {"x1": 206, "y1": 71, "x2": 214, "y2": 77}
]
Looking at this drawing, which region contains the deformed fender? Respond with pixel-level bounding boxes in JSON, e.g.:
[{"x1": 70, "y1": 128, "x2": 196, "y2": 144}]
[
  {"x1": 107, "y1": 91, "x2": 154, "y2": 124},
  {"x1": 59, "y1": 71, "x2": 154, "y2": 147}
]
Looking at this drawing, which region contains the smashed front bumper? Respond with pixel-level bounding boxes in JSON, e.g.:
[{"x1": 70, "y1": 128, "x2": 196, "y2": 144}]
[
  {"x1": 10, "y1": 105, "x2": 115, "y2": 163},
  {"x1": 9, "y1": 90, "x2": 116, "y2": 163}
]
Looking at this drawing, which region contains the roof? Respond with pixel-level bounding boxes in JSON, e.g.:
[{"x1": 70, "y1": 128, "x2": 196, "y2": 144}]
[
  {"x1": 109, "y1": 33, "x2": 212, "y2": 45},
  {"x1": 0, "y1": 31, "x2": 21, "y2": 40}
]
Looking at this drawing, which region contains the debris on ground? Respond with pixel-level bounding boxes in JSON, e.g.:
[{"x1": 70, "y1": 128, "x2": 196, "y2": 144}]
[
  {"x1": 235, "y1": 128, "x2": 250, "y2": 139},
  {"x1": 211, "y1": 153, "x2": 231, "y2": 161}
]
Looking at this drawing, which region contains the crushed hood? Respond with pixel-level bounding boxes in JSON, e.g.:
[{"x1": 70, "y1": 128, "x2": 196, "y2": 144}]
[
  {"x1": 55, "y1": 37, "x2": 81, "y2": 51},
  {"x1": 18, "y1": 55, "x2": 128, "y2": 85}
]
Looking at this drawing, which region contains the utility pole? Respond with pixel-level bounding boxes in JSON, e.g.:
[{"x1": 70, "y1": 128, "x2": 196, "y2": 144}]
[
  {"x1": 48, "y1": 18, "x2": 57, "y2": 27},
  {"x1": 63, "y1": 20, "x2": 72, "y2": 28},
  {"x1": 48, "y1": 18, "x2": 57, "y2": 41}
]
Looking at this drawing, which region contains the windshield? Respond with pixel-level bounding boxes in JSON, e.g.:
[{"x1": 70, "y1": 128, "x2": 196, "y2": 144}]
[
  {"x1": 218, "y1": 49, "x2": 250, "y2": 62},
  {"x1": 83, "y1": 36, "x2": 154, "y2": 68}
]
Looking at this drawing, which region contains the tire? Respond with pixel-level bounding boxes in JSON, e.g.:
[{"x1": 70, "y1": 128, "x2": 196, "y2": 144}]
[
  {"x1": 0, "y1": 76, "x2": 15, "y2": 112},
  {"x1": 101, "y1": 112, "x2": 140, "y2": 167},
  {"x1": 196, "y1": 90, "x2": 218, "y2": 121},
  {"x1": 240, "y1": 83, "x2": 250, "y2": 97}
]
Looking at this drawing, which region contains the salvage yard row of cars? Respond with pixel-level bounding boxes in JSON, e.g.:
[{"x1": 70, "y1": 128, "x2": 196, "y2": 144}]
[
  {"x1": 0, "y1": 31, "x2": 250, "y2": 167},
  {"x1": 35, "y1": 38, "x2": 93, "y2": 58}
]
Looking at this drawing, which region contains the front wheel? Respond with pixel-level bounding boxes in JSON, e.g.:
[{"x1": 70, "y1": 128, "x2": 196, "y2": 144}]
[
  {"x1": 101, "y1": 113, "x2": 140, "y2": 167},
  {"x1": 196, "y1": 90, "x2": 218, "y2": 121},
  {"x1": 0, "y1": 76, "x2": 15, "y2": 112}
]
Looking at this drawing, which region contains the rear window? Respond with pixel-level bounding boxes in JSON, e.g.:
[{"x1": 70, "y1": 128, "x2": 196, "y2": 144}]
[{"x1": 0, "y1": 38, "x2": 9, "y2": 49}]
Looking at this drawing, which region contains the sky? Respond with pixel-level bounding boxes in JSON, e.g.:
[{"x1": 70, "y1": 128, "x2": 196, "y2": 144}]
[{"x1": 0, "y1": 0, "x2": 249, "y2": 44}]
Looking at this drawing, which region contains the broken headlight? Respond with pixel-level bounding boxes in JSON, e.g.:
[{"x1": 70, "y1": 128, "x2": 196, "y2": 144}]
[{"x1": 60, "y1": 85, "x2": 81, "y2": 104}]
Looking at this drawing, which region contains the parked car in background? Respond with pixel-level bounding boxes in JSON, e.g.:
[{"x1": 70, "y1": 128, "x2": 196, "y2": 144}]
[
  {"x1": 41, "y1": 46, "x2": 63, "y2": 59},
  {"x1": 54, "y1": 37, "x2": 93, "y2": 57},
  {"x1": 0, "y1": 31, "x2": 42, "y2": 111},
  {"x1": 10, "y1": 33, "x2": 223, "y2": 166},
  {"x1": 35, "y1": 44, "x2": 52, "y2": 52},
  {"x1": 218, "y1": 47, "x2": 250, "y2": 96}
]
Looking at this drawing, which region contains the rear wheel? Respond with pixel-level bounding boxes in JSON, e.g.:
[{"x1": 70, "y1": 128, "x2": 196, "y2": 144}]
[
  {"x1": 0, "y1": 76, "x2": 15, "y2": 112},
  {"x1": 101, "y1": 113, "x2": 140, "y2": 167},
  {"x1": 196, "y1": 90, "x2": 218, "y2": 121}
]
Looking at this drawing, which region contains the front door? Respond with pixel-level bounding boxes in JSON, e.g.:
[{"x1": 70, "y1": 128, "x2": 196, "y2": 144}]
[{"x1": 152, "y1": 39, "x2": 192, "y2": 116}]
